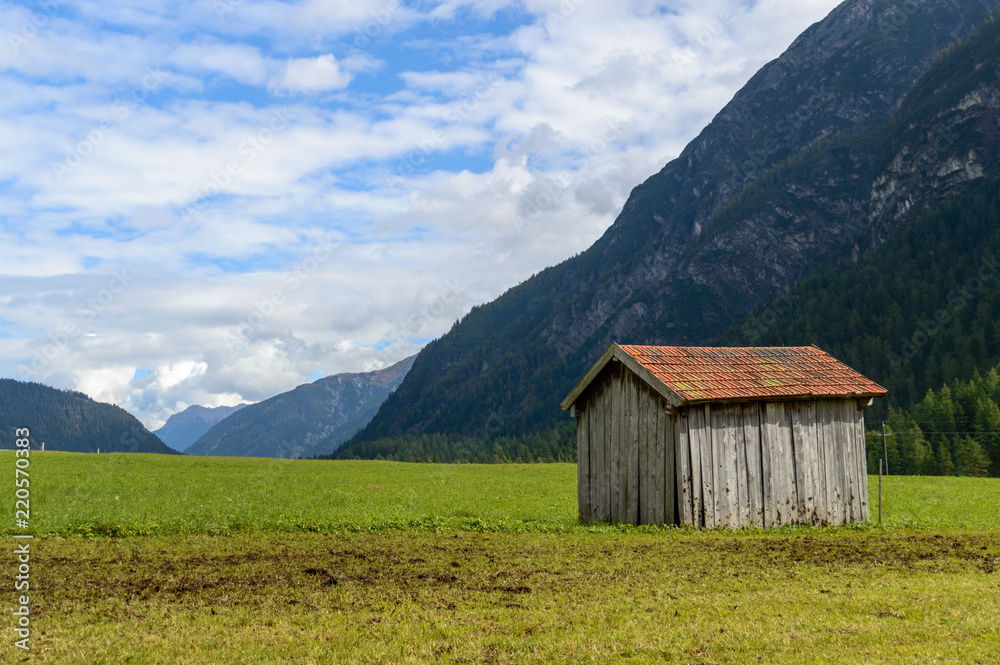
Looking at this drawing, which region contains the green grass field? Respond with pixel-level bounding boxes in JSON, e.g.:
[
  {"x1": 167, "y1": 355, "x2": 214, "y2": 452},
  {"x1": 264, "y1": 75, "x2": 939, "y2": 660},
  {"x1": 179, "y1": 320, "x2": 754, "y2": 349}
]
[
  {"x1": 3, "y1": 452, "x2": 1000, "y2": 664},
  {"x1": 10, "y1": 451, "x2": 1000, "y2": 536}
]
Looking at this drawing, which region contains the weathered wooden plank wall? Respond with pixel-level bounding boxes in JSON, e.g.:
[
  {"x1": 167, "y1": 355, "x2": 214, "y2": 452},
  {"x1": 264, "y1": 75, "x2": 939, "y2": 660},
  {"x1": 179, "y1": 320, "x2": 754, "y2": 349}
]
[{"x1": 575, "y1": 365, "x2": 870, "y2": 528}]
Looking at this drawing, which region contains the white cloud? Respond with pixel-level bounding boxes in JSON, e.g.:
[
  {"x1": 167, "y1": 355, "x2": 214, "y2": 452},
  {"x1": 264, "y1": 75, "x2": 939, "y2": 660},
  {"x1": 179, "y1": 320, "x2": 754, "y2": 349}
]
[
  {"x1": 168, "y1": 42, "x2": 270, "y2": 86},
  {"x1": 0, "y1": 0, "x2": 845, "y2": 428},
  {"x1": 270, "y1": 54, "x2": 354, "y2": 93}
]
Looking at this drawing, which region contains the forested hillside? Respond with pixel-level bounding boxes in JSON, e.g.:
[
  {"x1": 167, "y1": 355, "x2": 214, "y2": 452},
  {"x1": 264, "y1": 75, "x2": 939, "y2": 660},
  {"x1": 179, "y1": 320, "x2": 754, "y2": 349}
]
[
  {"x1": 0, "y1": 379, "x2": 175, "y2": 454},
  {"x1": 719, "y1": 178, "x2": 1000, "y2": 410},
  {"x1": 870, "y1": 365, "x2": 1000, "y2": 477},
  {"x1": 327, "y1": 421, "x2": 575, "y2": 463}
]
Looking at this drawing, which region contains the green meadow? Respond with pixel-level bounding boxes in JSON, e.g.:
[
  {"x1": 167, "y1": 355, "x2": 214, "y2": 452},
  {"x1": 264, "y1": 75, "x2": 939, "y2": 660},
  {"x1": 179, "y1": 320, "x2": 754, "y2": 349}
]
[
  {"x1": 10, "y1": 451, "x2": 1000, "y2": 536},
  {"x1": 3, "y1": 451, "x2": 1000, "y2": 664}
]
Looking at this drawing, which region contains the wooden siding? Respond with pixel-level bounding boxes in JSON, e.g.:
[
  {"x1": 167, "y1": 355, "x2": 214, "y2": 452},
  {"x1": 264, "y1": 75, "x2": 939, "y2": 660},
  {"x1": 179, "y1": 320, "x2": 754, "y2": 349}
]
[{"x1": 575, "y1": 362, "x2": 870, "y2": 527}]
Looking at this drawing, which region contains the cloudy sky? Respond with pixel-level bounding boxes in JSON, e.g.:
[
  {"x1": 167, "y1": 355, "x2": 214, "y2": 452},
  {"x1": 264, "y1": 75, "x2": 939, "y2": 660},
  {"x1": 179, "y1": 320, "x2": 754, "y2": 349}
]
[{"x1": 0, "y1": 0, "x2": 842, "y2": 429}]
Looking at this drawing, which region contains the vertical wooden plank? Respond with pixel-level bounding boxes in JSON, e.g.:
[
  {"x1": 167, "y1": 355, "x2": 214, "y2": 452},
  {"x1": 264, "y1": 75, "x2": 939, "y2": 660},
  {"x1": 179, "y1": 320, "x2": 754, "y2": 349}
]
[
  {"x1": 615, "y1": 368, "x2": 626, "y2": 525},
  {"x1": 809, "y1": 402, "x2": 821, "y2": 524},
  {"x1": 598, "y1": 384, "x2": 608, "y2": 522},
  {"x1": 637, "y1": 384, "x2": 649, "y2": 525},
  {"x1": 823, "y1": 401, "x2": 835, "y2": 524},
  {"x1": 820, "y1": 402, "x2": 837, "y2": 526},
  {"x1": 848, "y1": 401, "x2": 861, "y2": 524},
  {"x1": 817, "y1": 400, "x2": 830, "y2": 525},
  {"x1": 617, "y1": 369, "x2": 625, "y2": 524},
  {"x1": 813, "y1": 401, "x2": 828, "y2": 525},
  {"x1": 647, "y1": 388, "x2": 659, "y2": 525},
  {"x1": 587, "y1": 398, "x2": 596, "y2": 523},
  {"x1": 857, "y1": 402, "x2": 868, "y2": 523},
  {"x1": 856, "y1": 406, "x2": 870, "y2": 522},
  {"x1": 664, "y1": 406, "x2": 676, "y2": 526},
  {"x1": 601, "y1": 373, "x2": 615, "y2": 522},
  {"x1": 623, "y1": 370, "x2": 632, "y2": 524},
  {"x1": 841, "y1": 400, "x2": 858, "y2": 524},
  {"x1": 757, "y1": 403, "x2": 774, "y2": 529},
  {"x1": 816, "y1": 401, "x2": 829, "y2": 525},
  {"x1": 722, "y1": 405, "x2": 736, "y2": 528},
  {"x1": 590, "y1": 385, "x2": 604, "y2": 522},
  {"x1": 735, "y1": 406, "x2": 750, "y2": 528},
  {"x1": 790, "y1": 401, "x2": 815, "y2": 524},
  {"x1": 832, "y1": 400, "x2": 847, "y2": 526},
  {"x1": 636, "y1": 385, "x2": 647, "y2": 525},
  {"x1": 652, "y1": 396, "x2": 665, "y2": 525},
  {"x1": 689, "y1": 406, "x2": 703, "y2": 528},
  {"x1": 646, "y1": 387, "x2": 656, "y2": 525},
  {"x1": 742, "y1": 404, "x2": 761, "y2": 528},
  {"x1": 769, "y1": 402, "x2": 797, "y2": 527},
  {"x1": 577, "y1": 401, "x2": 589, "y2": 523},
  {"x1": 626, "y1": 374, "x2": 640, "y2": 525},
  {"x1": 761, "y1": 403, "x2": 776, "y2": 526},
  {"x1": 688, "y1": 406, "x2": 705, "y2": 527},
  {"x1": 677, "y1": 412, "x2": 693, "y2": 526},
  {"x1": 609, "y1": 368, "x2": 621, "y2": 523},
  {"x1": 711, "y1": 405, "x2": 727, "y2": 528},
  {"x1": 696, "y1": 405, "x2": 715, "y2": 528},
  {"x1": 719, "y1": 404, "x2": 738, "y2": 528}
]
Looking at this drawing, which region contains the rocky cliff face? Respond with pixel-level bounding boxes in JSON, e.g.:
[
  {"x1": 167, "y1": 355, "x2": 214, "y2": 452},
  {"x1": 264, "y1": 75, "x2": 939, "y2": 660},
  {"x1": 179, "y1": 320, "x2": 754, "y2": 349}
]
[
  {"x1": 554, "y1": 0, "x2": 1000, "y2": 351},
  {"x1": 346, "y1": 0, "x2": 1000, "y2": 447},
  {"x1": 865, "y1": 38, "x2": 1000, "y2": 248},
  {"x1": 186, "y1": 355, "x2": 415, "y2": 458}
]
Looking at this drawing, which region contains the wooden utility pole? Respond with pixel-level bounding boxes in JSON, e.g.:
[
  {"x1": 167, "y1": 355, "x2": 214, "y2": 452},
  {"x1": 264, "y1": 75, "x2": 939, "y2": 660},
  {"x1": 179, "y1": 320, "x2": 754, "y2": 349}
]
[{"x1": 878, "y1": 459, "x2": 883, "y2": 526}]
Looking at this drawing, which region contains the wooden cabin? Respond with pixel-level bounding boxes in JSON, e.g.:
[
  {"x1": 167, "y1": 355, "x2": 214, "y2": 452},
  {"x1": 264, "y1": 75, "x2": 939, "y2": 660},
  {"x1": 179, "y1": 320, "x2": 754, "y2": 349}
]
[{"x1": 561, "y1": 344, "x2": 887, "y2": 528}]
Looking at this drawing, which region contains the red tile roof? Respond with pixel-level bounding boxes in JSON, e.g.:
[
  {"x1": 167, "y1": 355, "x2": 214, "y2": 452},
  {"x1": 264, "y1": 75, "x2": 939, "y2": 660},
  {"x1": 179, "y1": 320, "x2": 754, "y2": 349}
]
[{"x1": 618, "y1": 345, "x2": 887, "y2": 404}]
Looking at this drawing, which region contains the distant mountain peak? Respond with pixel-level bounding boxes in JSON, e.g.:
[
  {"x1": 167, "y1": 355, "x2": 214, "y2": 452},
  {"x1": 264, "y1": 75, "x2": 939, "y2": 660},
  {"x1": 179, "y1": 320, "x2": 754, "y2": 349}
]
[
  {"x1": 185, "y1": 355, "x2": 416, "y2": 459},
  {"x1": 153, "y1": 403, "x2": 249, "y2": 452}
]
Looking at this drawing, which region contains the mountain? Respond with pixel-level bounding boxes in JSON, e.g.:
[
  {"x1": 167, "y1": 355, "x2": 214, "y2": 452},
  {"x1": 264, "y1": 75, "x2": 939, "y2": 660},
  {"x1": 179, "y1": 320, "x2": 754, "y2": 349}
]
[
  {"x1": 185, "y1": 356, "x2": 416, "y2": 458},
  {"x1": 153, "y1": 403, "x2": 248, "y2": 452},
  {"x1": 0, "y1": 379, "x2": 176, "y2": 454},
  {"x1": 716, "y1": 13, "x2": 1000, "y2": 409},
  {"x1": 342, "y1": 0, "x2": 1000, "y2": 458}
]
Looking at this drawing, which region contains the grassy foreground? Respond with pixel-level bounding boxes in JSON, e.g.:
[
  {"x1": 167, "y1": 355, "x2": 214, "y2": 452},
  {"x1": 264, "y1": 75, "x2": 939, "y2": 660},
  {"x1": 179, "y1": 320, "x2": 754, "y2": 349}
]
[{"x1": 2, "y1": 452, "x2": 999, "y2": 663}]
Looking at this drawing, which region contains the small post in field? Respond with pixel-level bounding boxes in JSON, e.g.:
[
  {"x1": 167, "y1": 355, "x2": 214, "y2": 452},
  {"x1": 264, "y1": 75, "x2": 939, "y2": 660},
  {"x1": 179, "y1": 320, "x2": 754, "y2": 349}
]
[{"x1": 878, "y1": 459, "x2": 883, "y2": 526}]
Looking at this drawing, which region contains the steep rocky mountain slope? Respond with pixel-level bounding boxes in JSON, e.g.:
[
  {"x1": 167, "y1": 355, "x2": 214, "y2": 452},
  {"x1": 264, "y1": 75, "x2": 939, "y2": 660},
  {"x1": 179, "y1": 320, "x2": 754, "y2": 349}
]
[
  {"x1": 186, "y1": 356, "x2": 415, "y2": 458},
  {"x1": 0, "y1": 379, "x2": 176, "y2": 454},
  {"x1": 153, "y1": 404, "x2": 248, "y2": 452},
  {"x1": 344, "y1": 0, "x2": 1000, "y2": 452},
  {"x1": 714, "y1": 13, "x2": 1000, "y2": 410}
]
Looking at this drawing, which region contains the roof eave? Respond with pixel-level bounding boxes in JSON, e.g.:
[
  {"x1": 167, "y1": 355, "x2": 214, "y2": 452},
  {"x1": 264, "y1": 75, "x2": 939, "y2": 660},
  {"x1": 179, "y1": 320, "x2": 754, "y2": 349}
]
[
  {"x1": 561, "y1": 343, "x2": 686, "y2": 411},
  {"x1": 680, "y1": 390, "x2": 888, "y2": 407}
]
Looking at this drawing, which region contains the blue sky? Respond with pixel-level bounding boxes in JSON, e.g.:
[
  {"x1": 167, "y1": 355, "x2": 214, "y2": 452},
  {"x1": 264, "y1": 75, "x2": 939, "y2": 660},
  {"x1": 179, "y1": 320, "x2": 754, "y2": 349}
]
[{"x1": 0, "y1": 0, "x2": 841, "y2": 428}]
